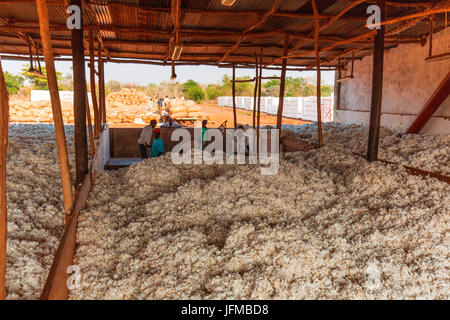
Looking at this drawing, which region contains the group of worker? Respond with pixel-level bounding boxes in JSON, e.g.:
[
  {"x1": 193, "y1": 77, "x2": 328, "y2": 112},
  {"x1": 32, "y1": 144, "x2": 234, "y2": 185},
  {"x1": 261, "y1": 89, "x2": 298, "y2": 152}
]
[
  {"x1": 137, "y1": 120, "x2": 164, "y2": 159},
  {"x1": 138, "y1": 119, "x2": 209, "y2": 160}
]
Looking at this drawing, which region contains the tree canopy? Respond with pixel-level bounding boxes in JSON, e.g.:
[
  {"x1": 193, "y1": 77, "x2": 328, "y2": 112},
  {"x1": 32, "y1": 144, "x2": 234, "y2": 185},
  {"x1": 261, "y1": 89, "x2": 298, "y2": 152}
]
[
  {"x1": 4, "y1": 71, "x2": 25, "y2": 96},
  {"x1": 19, "y1": 65, "x2": 64, "y2": 90},
  {"x1": 182, "y1": 79, "x2": 205, "y2": 103}
]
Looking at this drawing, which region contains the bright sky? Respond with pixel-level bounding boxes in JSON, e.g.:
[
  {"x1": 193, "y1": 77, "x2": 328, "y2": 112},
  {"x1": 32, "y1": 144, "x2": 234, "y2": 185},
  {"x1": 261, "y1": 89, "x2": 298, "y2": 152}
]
[{"x1": 2, "y1": 59, "x2": 335, "y2": 86}]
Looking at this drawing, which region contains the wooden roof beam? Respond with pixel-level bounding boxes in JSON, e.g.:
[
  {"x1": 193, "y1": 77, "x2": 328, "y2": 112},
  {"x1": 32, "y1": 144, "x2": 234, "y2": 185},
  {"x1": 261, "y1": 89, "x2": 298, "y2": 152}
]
[
  {"x1": 369, "y1": 0, "x2": 450, "y2": 28},
  {"x1": 282, "y1": 30, "x2": 377, "y2": 60},
  {"x1": 218, "y1": 0, "x2": 281, "y2": 63},
  {"x1": 271, "y1": 0, "x2": 366, "y2": 66}
]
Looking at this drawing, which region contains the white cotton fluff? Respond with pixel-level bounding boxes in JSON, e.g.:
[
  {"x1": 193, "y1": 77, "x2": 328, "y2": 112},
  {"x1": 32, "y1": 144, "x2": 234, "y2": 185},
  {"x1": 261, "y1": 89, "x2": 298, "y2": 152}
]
[
  {"x1": 6, "y1": 124, "x2": 79, "y2": 300},
  {"x1": 68, "y1": 123, "x2": 449, "y2": 300}
]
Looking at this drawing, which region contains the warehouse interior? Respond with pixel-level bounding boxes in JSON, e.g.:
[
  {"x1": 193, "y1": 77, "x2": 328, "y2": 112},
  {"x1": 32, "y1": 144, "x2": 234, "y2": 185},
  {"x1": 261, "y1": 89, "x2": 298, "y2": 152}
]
[{"x1": 0, "y1": 0, "x2": 449, "y2": 300}]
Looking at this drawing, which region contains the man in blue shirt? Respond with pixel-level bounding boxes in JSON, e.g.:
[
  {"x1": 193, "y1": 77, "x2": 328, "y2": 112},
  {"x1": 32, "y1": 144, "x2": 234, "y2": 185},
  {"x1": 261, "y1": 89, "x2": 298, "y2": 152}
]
[
  {"x1": 157, "y1": 98, "x2": 163, "y2": 113},
  {"x1": 151, "y1": 128, "x2": 164, "y2": 157}
]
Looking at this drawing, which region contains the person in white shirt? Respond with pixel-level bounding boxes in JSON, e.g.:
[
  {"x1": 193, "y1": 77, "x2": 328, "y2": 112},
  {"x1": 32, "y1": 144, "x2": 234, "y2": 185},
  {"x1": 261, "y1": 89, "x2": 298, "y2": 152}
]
[{"x1": 138, "y1": 119, "x2": 157, "y2": 159}]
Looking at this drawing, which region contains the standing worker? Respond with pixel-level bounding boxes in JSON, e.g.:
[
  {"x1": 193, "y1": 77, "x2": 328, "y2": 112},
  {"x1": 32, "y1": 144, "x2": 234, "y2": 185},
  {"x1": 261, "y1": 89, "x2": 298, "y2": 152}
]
[
  {"x1": 151, "y1": 129, "x2": 165, "y2": 158},
  {"x1": 157, "y1": 98, "x2": 163, "y2": 113},
  {"x1": 148, "y1": 98, "x2": 154, "y2": 112},
  {"x1": 201, "y1": 119, "x2": 208, "y2": 149},
  {"x1": 138, "y1": 119, "x2": 157, "y2": 159}
]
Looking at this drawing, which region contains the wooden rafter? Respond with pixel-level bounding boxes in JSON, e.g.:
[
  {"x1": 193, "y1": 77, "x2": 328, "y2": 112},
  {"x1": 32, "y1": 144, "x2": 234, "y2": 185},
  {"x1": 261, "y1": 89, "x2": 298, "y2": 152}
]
[
  {"x1": 369, "y1": 0, "x2": 450, "y2": 28},
  {"x1": 283, "y1": 30, "x2": 377, "y2": 60},
  {"x1": 271, "y1": 0, "x2": 365, "y2": 66},
  {"x1": 218, "y1": 0, "x2": 281, "y2": 63}
]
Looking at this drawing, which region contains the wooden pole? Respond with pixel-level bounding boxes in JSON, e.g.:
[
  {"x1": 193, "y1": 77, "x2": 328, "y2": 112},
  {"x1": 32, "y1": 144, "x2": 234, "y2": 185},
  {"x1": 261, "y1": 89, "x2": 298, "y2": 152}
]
[
  {"x1": 0, "y1": 57, "x2": 9, "y2": 301},
  {"x1": 85, "y1": 86, "x2": 95, "y2": 158},
  {"x1": 88, "y1": 30, "x2": 100, "y2": 139},
  {"x1": 97, "y1": 39, "x2": 106, "y2": 126},
  {"x1": 367, "y1": 0, "x2": 386, "y2": 162},
  {"x1": 36, "y1": 0, "x2": 74, "y2": 218},
  {"x1": 252, "y1": 52, "x2": 258, "y2": 129},
  {"x1": 428, "y1": 17, "x2": 433, "y2": 58},
  {"x1": 276, "y1": 34, "x2": 289, "y2": 129},
  {"x1": 70, "y1": 0, "x2": 88, "y2": 188},
  {"x1": 334, "y1": 69, "x2": 341, "y2": 111},
  {"x1": 232, "y1": 63, "x2": 237, "y2": 128},
  {"x1": 257, "y1": 48, "x2": 263, "y2": 152},
  {"x1": 312, "y1": 0, "x2": 323, "y2": 147}
]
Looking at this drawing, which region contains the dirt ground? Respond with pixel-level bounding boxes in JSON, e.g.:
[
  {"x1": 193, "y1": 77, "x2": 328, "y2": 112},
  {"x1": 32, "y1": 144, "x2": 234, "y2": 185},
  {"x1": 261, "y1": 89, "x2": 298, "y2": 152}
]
[
  {"x1": 199, "y1": 103, "x2": 310, "y2": 127},
  {"x1": 110, "y1": 104, "x2": 310, "y2": 128}
]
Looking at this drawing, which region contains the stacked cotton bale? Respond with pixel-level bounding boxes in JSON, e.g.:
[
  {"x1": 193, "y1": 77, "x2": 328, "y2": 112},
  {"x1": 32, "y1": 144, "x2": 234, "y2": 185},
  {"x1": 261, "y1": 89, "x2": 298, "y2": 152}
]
[
  {"x1": 106, "y1": 88, "x2": 149, "y2": 108},
  {"x1": 167, "y1": 99, "x2": 206, "y2": 119},
  {"x1": 186, "y1": 101, "x2": 203, "y2": 118},
  {"x1": 167, "y1": 99, "x2": 188, "y2": 119},
  {"x1": 106, "y1": 89, "x2": 153, "y2": 123},
  {"x1": 8, "y1": 100, "x2": 83, "y2": 123}
]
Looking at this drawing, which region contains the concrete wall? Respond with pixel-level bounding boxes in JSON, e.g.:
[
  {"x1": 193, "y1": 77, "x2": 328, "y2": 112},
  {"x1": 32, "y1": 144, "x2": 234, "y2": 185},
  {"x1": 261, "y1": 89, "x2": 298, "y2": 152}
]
[{"x1": 336, "y1": 29, "x2": 450, "y2": 134}]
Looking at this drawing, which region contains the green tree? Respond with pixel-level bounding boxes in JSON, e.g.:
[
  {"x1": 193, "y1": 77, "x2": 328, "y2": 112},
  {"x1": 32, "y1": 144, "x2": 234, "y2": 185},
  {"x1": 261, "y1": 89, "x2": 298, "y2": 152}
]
[
  {"x1": 105, "y1": 79, "x2": 121, "y2": 95},
  {"x1": 321, "y1": 85, "x2": 333, "y2": 97},
  {"x1": 19, "y1": 65, "x2": 63, "y2": 90},
  {"x1": 206, "y1": 84, "x2": 222, "y2": 101},
  {"x1": 145, "y1": 83, "x2": 160, "y2": 98},
  {"x1": 220, "y1": 75, "x2": 254, "y2": 96},
  {"x1": 59, "y1": 73, "x2": 73, "y2": 91},
  {"x1": 182, "y1": 79, "x2": 205, "y2": 103},
  {"x1": 262, "y1": 76, "x2": 313, "y2": 97},
  {"x1": 4, "y1": 71, "x2": 25, "y2": 96}
]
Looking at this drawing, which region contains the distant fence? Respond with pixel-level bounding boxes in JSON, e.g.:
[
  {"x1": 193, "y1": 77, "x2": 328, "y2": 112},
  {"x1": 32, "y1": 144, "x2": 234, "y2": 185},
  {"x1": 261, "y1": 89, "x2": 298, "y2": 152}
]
[{"x1": 218, "y1": 96, "x2": 334, "y2": 122}]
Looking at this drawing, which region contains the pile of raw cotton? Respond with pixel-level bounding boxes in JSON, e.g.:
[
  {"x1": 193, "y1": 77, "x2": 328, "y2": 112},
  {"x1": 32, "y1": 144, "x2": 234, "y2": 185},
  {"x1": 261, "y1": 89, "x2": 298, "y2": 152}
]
[
  {"x1": 6, "y1": 124, "x2": 76, "y2": 299},
  {"x1": 167, "y1": 99, "x2": 204, "y2": 119},
  {"x1": 280, "y1": 122, "x2": 450, "y2": 175},
  {"x1": 70, "y1": 125, "x2": 449, "y2": 299}
]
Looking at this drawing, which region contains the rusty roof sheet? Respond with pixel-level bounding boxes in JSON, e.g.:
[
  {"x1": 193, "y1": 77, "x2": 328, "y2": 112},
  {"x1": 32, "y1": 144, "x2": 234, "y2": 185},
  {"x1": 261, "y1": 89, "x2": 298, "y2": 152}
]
[{"x1": 0, "y1": 0, "x2": 445, "y2": 68}]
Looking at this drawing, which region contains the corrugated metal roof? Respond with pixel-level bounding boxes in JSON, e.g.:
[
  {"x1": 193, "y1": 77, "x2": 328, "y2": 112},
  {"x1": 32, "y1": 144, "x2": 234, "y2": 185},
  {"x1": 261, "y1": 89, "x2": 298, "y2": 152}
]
[{"x1": 0, "y1": 0, "x2": 444, "y2": 67}]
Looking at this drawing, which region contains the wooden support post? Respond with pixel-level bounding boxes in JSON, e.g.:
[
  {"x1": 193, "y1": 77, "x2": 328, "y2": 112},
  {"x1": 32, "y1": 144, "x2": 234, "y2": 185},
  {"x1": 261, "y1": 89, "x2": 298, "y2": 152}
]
[
  {"x1": 405, "y1": 70, "x2": 450, "y2": 134},
  {"x1": 85, "y1": 84, "x2": 95, "y2": 158},
  {"x1": 334, "y1": 70, "x2": 341, "y2": 110},
  {"x1": 71, "y1": 0, "x2": 88, "y2": 188},
  {"x1": 232, "y1": 63, "x2": 237, "y2": 128},
  {"x1": 367, "y1": 0, "x2": 386, "y2": 162},
  {"x1": 36, "y1": 0, "x2": 74, "y2": 219},
  {"x1": 0, "y1": 58, "x2": 9, "y2": 301},
  {"x1": 97, "y1": 40, "x2": 106, "y2": 126},
  {"x1": 428, "y1": 17, "x2": 433, "y2": 58},
  {"x1": 88, "y1": 30, "x2": 100, "y2": 139},
  {"x1": 312, "y1": 0, "x2": 323, "y2": 147},
  {"x1": 252, "y1": 52, "x2": 258, "y2": 129},
  {"x1": 276, "y1": 34, "x2": 289, "y2": 129},
  {"x1": 257, "y1": 48, "x2": 263, "y2": 152}
]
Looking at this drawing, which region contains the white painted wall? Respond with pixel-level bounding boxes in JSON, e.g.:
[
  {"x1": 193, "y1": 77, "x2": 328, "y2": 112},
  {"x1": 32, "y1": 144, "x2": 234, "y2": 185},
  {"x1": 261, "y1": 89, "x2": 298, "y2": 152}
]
[
  {"x1": 336, "y1": 29, "x2": 450, "y2": 134},
  {"x1": 218, "y1": 96, "x2": 334, "y2": 122},
  {"x1": 31, "y1": 90, "x2": 93, "y2": 104}
]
